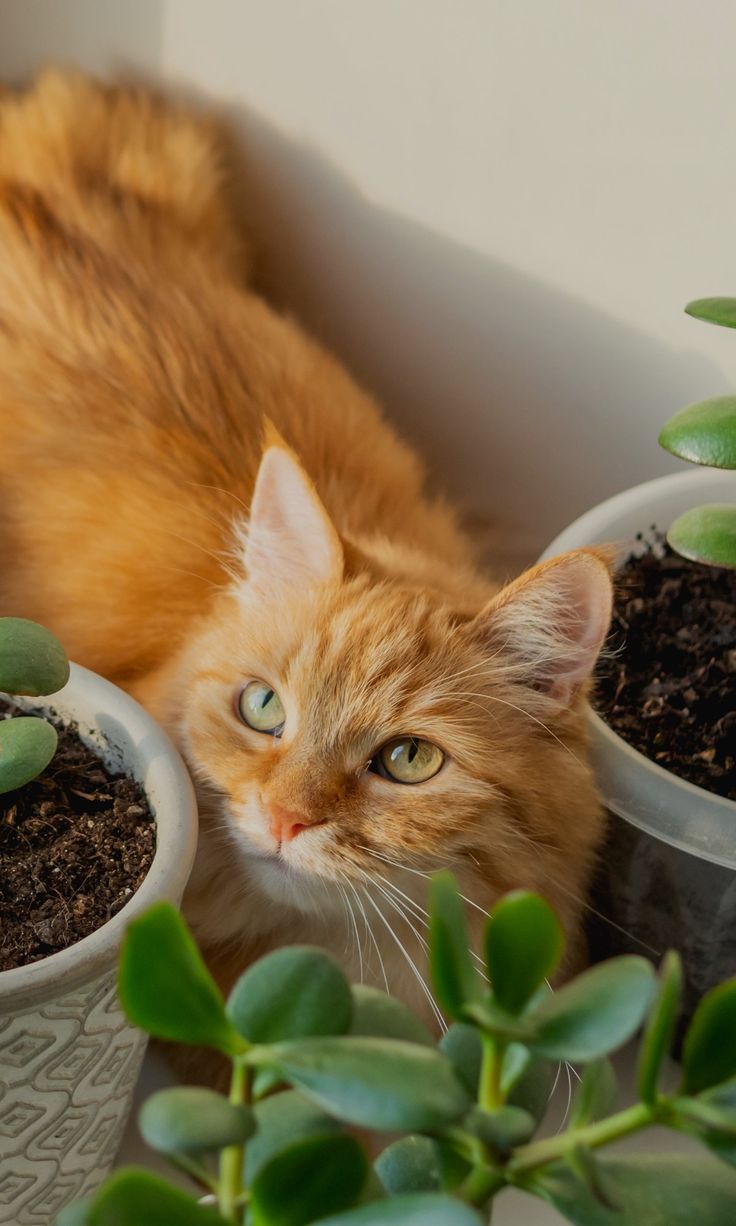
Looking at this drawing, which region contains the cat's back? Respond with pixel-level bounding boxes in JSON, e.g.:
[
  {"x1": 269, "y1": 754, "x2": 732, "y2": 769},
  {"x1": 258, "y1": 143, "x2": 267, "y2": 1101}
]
[{"x1": 0, "y1": 73, "x2": 474, "y2": 679}]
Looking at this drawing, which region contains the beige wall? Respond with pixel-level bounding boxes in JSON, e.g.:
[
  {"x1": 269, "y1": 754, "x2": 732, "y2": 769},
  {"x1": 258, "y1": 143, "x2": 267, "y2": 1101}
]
[{"x1": 4, "y1": 1, "x2": 736, "y2": 563}]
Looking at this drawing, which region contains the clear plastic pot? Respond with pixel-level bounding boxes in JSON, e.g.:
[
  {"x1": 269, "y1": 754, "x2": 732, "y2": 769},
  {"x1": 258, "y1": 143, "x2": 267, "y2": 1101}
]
[{"x1": 542, "y1": 470, "x2": 736, "y2": 1025}]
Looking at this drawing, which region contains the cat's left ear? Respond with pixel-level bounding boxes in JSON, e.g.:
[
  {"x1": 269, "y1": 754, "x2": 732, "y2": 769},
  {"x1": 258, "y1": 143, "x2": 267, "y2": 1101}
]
[
  {"x1": 470, "y1": 549, "x2": 613, "y2": 707},
  {"x1": 242, "y1": 445, "x2": 343, "y2": 596}
]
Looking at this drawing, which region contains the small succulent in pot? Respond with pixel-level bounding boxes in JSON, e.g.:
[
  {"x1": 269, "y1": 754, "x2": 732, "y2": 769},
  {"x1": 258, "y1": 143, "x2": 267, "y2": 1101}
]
[
  {"x1": 659, "y1": 297, "x2": 736, "y2": 569},
  {"x1": 0, "y1": 615, "x2": 70, "y2": 793},
  {"x1": 57, "y1": 873, "x2": 736, "y2": 1226}
]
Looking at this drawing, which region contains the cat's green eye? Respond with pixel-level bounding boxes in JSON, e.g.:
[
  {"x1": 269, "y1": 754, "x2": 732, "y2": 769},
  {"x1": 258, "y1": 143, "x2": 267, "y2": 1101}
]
[
  {"x1": 238, "y1": 680, "x2": 286, "y2": 735},
  {"x1": 375, "y1": 737, "x2": 445, "y2": 785}
]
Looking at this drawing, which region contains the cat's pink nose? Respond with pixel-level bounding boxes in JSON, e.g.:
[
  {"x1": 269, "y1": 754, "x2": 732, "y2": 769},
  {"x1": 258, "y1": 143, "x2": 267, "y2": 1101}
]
[{"x1": 269, "y1": 804, "x2": 310, "y2": 844}]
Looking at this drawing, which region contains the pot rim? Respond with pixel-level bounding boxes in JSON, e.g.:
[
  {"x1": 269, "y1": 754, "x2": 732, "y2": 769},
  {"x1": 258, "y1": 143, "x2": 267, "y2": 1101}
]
[
  {"x1": 0, "y1": 662, "x2": 198, "y2": 1010},
  {"x1": 542, "y1": 469, "x2": 736, "y2": 870}
]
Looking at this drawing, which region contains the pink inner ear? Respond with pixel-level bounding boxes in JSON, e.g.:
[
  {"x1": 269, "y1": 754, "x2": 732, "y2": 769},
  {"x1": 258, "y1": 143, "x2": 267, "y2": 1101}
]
[
  {"x1": 243, "y1": 446, "x2": 343, "y2": 594},
  {"x1": 546, "y1": 554, "x2": 613, "y2": 701},
  {"x1": 482, "y1": 551, "x2": 613, "y2": 707}
]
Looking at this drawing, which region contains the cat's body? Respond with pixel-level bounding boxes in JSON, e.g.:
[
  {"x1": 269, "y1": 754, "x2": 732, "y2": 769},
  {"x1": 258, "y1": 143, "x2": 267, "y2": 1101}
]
[{"x1": 0, "y1": 74, "x2": 610, "y2": 1032}]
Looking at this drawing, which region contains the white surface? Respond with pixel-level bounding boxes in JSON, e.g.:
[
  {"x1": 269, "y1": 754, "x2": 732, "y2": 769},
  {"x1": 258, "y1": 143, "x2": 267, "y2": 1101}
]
[
  {"x1": 4, "y1": 2, "x2": 736, "y2": 558},
  {"x1": 118, "y1": 1041, "x2": 698, "y2": 1223},
  {"x1": 543, "y1": 469, "x2": 736, "y2": 869}
]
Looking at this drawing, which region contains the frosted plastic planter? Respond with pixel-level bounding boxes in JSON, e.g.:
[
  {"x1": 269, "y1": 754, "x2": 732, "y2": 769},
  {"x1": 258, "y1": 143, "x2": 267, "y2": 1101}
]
[
  {"x1": 543, "y1": 470, "x2": 736, "y2": 1026},
  {"x1": 0, "y1": 665, "x2": 198, "y2": 1225}
]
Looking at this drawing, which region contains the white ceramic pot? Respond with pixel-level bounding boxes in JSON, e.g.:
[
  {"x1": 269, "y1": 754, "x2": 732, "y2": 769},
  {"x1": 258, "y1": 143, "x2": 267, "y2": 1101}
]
[
  {"x1": 543, "y1": 469, "x2": 736, "y2": 1024},
  {"x1": 0, "y1": 664, "x2": 198, "y2": 1225}
]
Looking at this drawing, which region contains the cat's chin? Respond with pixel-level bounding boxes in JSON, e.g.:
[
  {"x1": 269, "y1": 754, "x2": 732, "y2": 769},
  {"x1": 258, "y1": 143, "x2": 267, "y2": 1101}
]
[{"x1": 247, "y1": 850, "x2": 343, "y2": 916}]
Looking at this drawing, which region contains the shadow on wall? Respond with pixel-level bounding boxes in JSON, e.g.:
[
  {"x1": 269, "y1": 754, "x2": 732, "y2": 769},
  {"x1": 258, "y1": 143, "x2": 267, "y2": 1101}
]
[{"x1": 206, "y1": 101, "x2": 719, "y2": 572}]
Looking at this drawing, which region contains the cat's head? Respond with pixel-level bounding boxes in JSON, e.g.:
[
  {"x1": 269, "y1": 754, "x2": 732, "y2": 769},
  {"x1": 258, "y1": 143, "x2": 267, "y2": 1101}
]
[{"x1": 176, "y1": 443, "x2": 612, "y2": 929}]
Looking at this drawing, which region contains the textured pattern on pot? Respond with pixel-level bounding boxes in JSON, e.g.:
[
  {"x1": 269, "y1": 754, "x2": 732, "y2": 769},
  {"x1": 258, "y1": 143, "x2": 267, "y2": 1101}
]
[{"x1": 0, "y1": 665, "x2": 197, "y2": 1225}]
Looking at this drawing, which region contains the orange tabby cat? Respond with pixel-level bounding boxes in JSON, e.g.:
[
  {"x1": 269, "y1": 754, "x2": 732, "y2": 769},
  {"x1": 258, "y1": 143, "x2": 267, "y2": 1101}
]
[{"x1": 0, "y1": 72, "x2": 612, "y2": 1027}]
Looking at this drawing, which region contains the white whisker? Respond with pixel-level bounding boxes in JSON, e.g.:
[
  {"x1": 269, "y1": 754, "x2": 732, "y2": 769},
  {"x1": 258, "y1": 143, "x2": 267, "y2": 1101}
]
[{"x1": 361, "y1": 886, "x2": 446, "y2": 1032}]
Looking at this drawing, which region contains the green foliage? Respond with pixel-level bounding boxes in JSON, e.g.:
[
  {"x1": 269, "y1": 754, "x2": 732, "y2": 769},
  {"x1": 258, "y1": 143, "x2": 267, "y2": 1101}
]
[
  {"x1": 667, "y1": 504, "x2": 736, "y2": 569},
  {"x1": 659, "y1": 397, "x2": 736, "y2": 470},
  {"x1": 118, "y1": 902, "x2": 245, "y2": 1055},
  {"x1": 56, "y1": 1169, "x2": 229, "y2": 1225},
  {"x1": 527, "y1": 1153, "x2": 736, "y2": 1225},
  {"x1": 681, "y1": 979, "x2": 736, "y2": 1094},
  {"x1": 250, "y1": 1135, "x2": 367, "y2": 1226},
  {"x1": 484, "y1": 890, "x2": 564, "y2": 1013},
  {"x1": 528, "y1": 957, "x2": 655, "y2": 1062},
  {"x1": 255, "y1": 1036, "x2": 469, "y2": 1131},
  {"x1": 637, "y1": 951, "x2": 683, "y2": 1105},
  {"x1": 0, "y1": 617, "x2": 69, "y2": 795},
  {"x1": 658, "y1": 299, "x2": 736, "y2": 567},
  {"x1": 428, "y1": 871, "x2": 482, "y2": 1020},
  {"x1": 61, "y1": 873, "x2": 736, "y2": 1226},
  {"x1": 349, "y1": 985, "x2": 434, "y2": 1046},
  {"x1": 375, "y1": 1137, "x2": 442, "y2": 1195},
  {"x1": 245, "y1": 1091, "x2": 343, "y2": 1183},
  {"x1": 685, "y1": 297, "x2": 736, "y2": 328},
  {"x1": 227, "y1": 946, "x2": 353, "y2": 1043},
  {"x1": 569, "y1": 1060, "x2": 617, "y2": 1128},
  {"x1": 0, "y1": 715, "x2": 58, "y2": 794},
  {"x1": 0, "y1": 617, "x2": 70, "y2": 696},
  {"x1": 139, "y1": 1088, "x2": 255, "y2": 1155}
]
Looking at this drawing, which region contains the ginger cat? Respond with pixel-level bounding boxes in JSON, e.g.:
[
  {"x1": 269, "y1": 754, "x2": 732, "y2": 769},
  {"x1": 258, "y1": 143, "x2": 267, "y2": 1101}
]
[{"x1": 0, "y1": 73, "x2": 611, "y2": 1031}]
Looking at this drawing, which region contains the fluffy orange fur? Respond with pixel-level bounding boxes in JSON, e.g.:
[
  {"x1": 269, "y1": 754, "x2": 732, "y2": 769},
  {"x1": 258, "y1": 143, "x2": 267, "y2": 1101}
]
[{"x1": 0, "y1": 72, "x2": 612, "y2": 1029}]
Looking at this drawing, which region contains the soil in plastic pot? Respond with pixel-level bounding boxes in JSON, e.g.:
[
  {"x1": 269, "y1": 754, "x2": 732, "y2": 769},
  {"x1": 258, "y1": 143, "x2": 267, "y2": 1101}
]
[
  {"x1": 0, "y1": 699, "x2": 155, "y2": 971},
  {"x1": 595, "y1": 536, "x2": 736, "y2": 801}
]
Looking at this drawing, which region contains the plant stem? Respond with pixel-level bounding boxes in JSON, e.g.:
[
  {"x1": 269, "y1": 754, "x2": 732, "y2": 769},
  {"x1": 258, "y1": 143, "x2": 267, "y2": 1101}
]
[
  {"x1": 507, "y1": 1101, "x2": 654, "y2": 1177},
  {"x1": 458, "y1": 1163, "x2": 506, "y2": 1208},
  {"x1": 219, "y1": 1059, "x2": 250, "y2": 1224},
  {"x1": 479, "y1": 1035, "x2": 505, "y2": 1111}
]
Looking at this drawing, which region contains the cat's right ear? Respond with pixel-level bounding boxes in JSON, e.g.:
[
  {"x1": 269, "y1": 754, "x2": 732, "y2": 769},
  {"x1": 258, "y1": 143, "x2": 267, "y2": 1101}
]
[
  {"x1": 241, "y1": 446, "x2": 343, "y2": 596},
  {"x1": 469, "y1": 549, "x2": 613, "y2": 708}
]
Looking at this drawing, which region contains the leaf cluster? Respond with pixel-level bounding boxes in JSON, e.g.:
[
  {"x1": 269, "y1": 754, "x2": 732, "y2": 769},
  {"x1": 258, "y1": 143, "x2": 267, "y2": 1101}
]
[
  {"x1": 59, "y1": 875, "x2": 736, "y2": 1225},
  {"x1": 659, "y1": 297, "x2": 736, "y2": 568},
  {"x1": 0, "y1": 617, "x2": 69, "y2": 794}
]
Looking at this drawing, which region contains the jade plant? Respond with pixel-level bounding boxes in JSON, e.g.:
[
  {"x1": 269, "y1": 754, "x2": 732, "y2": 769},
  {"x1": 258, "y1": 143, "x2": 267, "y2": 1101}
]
[
  {"x1": 659, "y1": 296, "x2": 736, "y2": 568},
  {"x1": 57, "y1": 873, "x2": 736, "y2": 1225},
  {"x1": 0, "y1": 616, "x2": 70, "y2": 794}
]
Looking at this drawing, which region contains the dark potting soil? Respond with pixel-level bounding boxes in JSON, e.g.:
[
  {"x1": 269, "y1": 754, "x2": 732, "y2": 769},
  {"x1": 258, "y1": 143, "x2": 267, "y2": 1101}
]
[
  {"x1": 0, "y1": 699, "x2": 155, "y2": 971},
  {"x1": 595, "y1": 537, "x2": 736, "y2": 802}
]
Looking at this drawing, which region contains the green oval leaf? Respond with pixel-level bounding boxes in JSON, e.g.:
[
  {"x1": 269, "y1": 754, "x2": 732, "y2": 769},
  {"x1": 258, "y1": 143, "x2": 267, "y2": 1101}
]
[
  {"x1": 484, "y1": 891, "x2": 564, "y2": 1014},
  {"x1": 528, "y1": 957, "x2": 655, "y2": 1062},
  {"x1": 570, "y1": 1059, "x2": 617, "y2": 1128},
  {"x1": 527, "y1": 1153, "x2": 736, "y2": 1226},
  {"x1": 659, "y1": 396, "x2": 736, "y2": 469},
  {"x1": 685, "y1": 297, "x2": 736, "y2": 329},
  {"x1": 245, "y1": 1090, "x2": 343, "y2": 1183},
  {"x1": 0, "y1": 617, "x2": 70, "y2": 696},
  {"x1": 637, "y1": 950, "x2": 683, "y2": 1105},
  {"x1": 667, "y1": 504, "x2": 736, "y2": 569},
  {"x1": 56, "y1": 1169, "x2": 229, "y2": 1225},
  {"x1": 314, "y1": 1195, "x2": 484, "y2": 1226},
  {"x1": 139, "y1": 1087, "x2": 254, "y2": 1155},
  {"x1": 227, "y1": 946, "x2": 352, "y2": 1044},
  {"x1": 500, "y1": 1046, "x2": 557, "y2": 1124},
  {"x1": 375, "y1": 1136, "x2": 441, "y2": 1195},
  {"x1": 439, "y1": 1023, "x2": 482, "y2": 1096},
  {"x1": 251, "y1": 1134, "x2": 367, "y2": 1226},
  {"x1": 429, "y1": 871, "x2": 482, "y2": 1020},
  {"x1": 349, "y1": 985, "x2": 434, "y2": 1046},
  {"x1": 259, "y1": 1036, "x2": 469, "y2": 1131},
  {"x1": 0, "y1": 716, "x2": 57, "y2": 794},
  {"x1": 682, "y1": 979, "x2": 736, "y2": 1094},
  {"x1": 463, "y1": 1104, "x2": 535, "y2": 1149},
  {"x1": 118, "y1": 903, "x2": 244, "y2": 1055}
]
